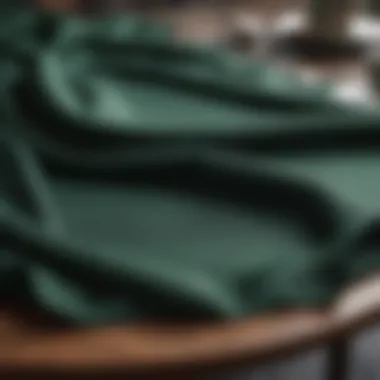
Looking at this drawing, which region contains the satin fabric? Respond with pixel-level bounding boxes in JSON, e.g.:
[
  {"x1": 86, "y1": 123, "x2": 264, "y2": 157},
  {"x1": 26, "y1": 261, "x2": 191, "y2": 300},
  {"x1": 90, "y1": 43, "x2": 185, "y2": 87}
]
[{"x1": 1, "y1": 3, "x2": 380, "y2": 325}]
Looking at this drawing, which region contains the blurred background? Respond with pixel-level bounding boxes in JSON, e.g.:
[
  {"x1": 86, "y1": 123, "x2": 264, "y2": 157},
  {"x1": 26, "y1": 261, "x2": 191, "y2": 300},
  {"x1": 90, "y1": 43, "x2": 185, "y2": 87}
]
[{"x1": 33, "y1": 0, "x2": 380, "y2": 107}]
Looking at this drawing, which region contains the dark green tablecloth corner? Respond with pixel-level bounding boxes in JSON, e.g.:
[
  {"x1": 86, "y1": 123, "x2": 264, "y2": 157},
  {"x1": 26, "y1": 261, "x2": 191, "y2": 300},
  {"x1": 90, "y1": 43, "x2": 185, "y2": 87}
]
[{"x1": 1, "y1": 2, "x2": 380, "y2": 325}]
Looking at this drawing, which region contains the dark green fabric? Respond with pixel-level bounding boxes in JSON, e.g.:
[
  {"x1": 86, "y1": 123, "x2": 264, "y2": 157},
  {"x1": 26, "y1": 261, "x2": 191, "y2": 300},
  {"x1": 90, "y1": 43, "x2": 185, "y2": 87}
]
[{"x1": 2, "y1": 3, "x2": 380, "y2": 325}]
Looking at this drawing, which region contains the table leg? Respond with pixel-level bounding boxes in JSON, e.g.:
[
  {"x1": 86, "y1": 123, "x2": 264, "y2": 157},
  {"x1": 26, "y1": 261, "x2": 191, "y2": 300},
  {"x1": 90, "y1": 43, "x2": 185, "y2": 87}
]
[{"x1": 327, "y1": 338, "x2": 350, "y2": 380}]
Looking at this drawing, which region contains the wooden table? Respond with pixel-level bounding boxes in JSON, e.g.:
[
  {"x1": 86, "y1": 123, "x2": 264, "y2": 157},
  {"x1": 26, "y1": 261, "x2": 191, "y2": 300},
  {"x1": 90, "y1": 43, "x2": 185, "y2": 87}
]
[{"x1": 3, "y1": 2, "x2": 380, "y2": 379}]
